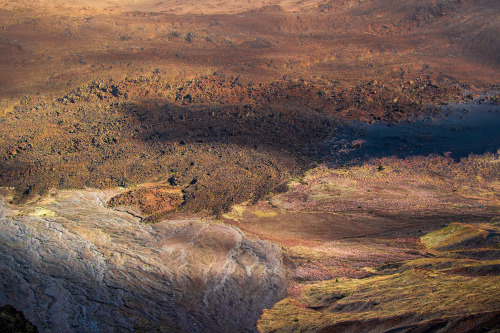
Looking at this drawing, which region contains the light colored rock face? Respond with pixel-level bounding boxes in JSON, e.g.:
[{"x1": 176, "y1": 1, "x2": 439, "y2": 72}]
[{"x1": 0, "y1": 189, "x2": 286, "y2": 333}]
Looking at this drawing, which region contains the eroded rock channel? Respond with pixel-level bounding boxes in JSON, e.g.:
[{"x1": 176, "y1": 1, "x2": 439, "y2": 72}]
[{"x1": 0, "y1": 189, "x2": 286, "y2": 332}]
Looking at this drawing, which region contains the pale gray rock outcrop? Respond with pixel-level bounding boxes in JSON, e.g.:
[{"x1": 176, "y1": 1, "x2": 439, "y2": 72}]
[{"x1": 0, "y1": 189, "x2": 286, "y2": 332}]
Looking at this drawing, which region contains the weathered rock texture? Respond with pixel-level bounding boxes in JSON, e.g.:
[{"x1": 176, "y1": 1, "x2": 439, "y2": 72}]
[{"x1": 0, "y1": 188, "x2": 286, "y2": 332}]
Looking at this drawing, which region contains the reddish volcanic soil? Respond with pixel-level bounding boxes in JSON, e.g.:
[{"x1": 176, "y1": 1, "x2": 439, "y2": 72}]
[
  {"x1": 1, "y1": 0, "x2": 499, "y2": 103},
  {"x1": 0, "y1": 0, "x2": 499, "y2": 332},
  {"x1": 1, "y1": 0, "x2": 499, "y2": 212}
]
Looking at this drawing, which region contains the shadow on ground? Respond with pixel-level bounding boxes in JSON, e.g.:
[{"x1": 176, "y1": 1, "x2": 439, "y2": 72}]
[
  {"x1": 324, "y1": 98, "x2": 500, "y2": 166},
  {"x1": 0, "y1": 97, "x2": 337, "y2": 216}
]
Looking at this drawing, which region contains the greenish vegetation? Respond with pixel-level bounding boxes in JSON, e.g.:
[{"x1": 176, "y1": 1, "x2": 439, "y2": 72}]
[{"x1": 258, "y1": 222, "x2": 500, "y2": 332}]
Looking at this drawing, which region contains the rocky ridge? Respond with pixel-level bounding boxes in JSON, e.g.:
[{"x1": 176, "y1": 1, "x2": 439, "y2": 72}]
[{"x1": 0, "y1": 188, "x2": 286, "y2": 332}]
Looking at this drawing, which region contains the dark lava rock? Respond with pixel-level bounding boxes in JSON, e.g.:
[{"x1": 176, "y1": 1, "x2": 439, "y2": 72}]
[{"x1": 0, "y1": 305, "x2": 38, "y2": 333}]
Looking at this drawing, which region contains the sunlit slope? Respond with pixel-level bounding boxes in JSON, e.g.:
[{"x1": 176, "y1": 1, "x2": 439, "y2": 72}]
[{"x1": 258, "y1": 222, "x2": 500, "y2": 332}]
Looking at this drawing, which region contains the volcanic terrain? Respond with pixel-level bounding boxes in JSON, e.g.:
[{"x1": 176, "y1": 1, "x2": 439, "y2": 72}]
[{"x1": 0, "y1": 0, "x2": 499, "y2": 332}]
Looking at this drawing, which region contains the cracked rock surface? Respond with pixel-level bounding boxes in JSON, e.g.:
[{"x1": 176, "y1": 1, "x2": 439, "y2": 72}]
[{"x1": 0, "y1": 188, "x2": 286, "y2": 332}]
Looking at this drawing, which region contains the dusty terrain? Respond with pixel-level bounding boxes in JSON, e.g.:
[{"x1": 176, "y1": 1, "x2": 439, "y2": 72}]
[
  {"x1": 223, "y1": 154, "x2": 500, "y2": 281},
  {"x1": 1, "y1": 0, "x2": 500, "y2": 332},
  {"x1": 1, "y1": 0, "x2": 499, "y2": 212},
  {"x1": 1, "y1": 0, "x2": 499, "y2": 103}
]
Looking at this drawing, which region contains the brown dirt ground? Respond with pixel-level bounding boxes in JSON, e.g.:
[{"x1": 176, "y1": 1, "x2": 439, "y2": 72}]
[
  {"x1": 1, "y1": 0, "x2": 499, "y2": 100},
  {"x1": 0, "y1": 72, "x2": 479, "y2": 216},
  {"x1": 222, "y1": 155, "x2": 500, "y2": 287},
  {"x1": 1, "y1": 0, "x2": 499, "y2": 216},
  {"x1": 0, "y1": 1, "x2": 498, "y2": 222}
]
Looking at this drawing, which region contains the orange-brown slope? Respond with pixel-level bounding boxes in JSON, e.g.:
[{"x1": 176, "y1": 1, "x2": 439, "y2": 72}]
[
  {"x1": 222, "y1": 154, "x2": 500, "y2": 286},
  {"x1": 257, "y1": 222, "x2": 500, "y2": 333},
  {"x1": 1, "y1": 0, "x2": 498, "y2": 105}
]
